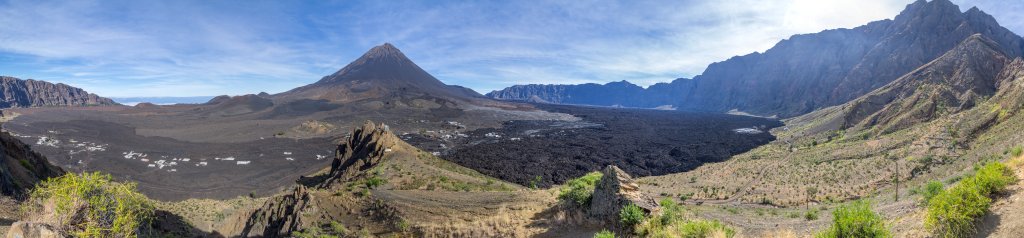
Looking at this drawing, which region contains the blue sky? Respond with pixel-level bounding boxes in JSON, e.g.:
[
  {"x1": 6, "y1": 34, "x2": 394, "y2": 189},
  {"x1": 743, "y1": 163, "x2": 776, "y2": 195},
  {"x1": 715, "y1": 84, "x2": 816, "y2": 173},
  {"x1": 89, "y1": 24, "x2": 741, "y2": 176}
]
[{"x1": 1, "y1": 0, "x2": 1022, "y2": 97}]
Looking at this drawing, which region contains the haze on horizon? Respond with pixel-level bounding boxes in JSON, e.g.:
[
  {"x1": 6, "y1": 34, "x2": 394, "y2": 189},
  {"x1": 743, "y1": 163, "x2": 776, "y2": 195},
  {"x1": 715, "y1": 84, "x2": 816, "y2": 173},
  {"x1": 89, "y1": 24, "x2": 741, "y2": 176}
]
[{"x1": 1, "y1": 0, "x2": 1022, "y2": 98}]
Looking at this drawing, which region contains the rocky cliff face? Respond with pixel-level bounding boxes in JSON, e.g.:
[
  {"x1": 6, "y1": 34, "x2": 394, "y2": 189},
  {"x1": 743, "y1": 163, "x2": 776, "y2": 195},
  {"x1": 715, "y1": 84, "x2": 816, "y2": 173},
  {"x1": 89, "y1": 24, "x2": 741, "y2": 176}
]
[
  {"x1": 487, "y1": 81, "x2": 649, "y2": 106},
  {"x1": 0, "y1": 131, "x2": 64, "y2": 198},
  {"x1": 0, "y1": 76, "x2": 116, "y2": 108},
  {"x1": 488, "y1": 0, "x2": 1024, "y2": 118}
]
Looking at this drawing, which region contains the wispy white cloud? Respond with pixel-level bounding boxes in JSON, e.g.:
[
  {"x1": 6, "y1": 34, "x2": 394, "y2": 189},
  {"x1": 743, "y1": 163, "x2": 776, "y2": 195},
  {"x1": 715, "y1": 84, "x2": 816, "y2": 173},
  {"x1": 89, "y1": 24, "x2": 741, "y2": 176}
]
[{"x1": 0, "y1": 0, "x2": 1019, "y2": 97}]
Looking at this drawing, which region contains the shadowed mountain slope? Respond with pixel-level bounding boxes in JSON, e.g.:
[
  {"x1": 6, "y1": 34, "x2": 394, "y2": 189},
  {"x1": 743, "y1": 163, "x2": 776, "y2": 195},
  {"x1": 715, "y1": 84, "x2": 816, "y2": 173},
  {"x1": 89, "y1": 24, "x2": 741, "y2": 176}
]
[
  {"x1": 0, "y1": 131, "x2": 64, "y2": 198},
  {"x1": 488, "y1": 0, "x2": 1024, "y2": 118},
  {"x1": 808, "y1": 34, "x2": 1014, "y2": 135}
]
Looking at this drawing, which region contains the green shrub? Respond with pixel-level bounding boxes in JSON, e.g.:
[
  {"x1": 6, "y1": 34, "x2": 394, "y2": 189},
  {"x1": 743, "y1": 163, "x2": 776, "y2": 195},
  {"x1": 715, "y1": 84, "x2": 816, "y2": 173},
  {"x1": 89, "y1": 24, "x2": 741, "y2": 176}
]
[
  {"x1": 396, "y1": 219, "x2": 410, "y2": 232},
  {"x1": 1010, "y1": 146, "x2": 1023, "y2": 157},
  {"x1": 919, "y1": 180, "x2": 944, "y2": 206},
  {"x1": 594, "y1": 229, "x2": 615, "y2": 238},
  {"x1": 925, "y1": 183, "x2": 989, "y2": 238},
  {"x1": 804, "y1": 208, "x2": 820, "y2": 220},
  {"x1": 530, "y1": 175, "x2": 543, "y2": 189},
  {"x1": 638, "y1": 199, "x2": 736, "y2": 238},
  {"x1": 25, "y1": 172, "x2": 155, "y2": 238},
  {"x1": 365, "y1": 176, "x2": 386, "y2": 189},
  {"x1": 329, "y1": 221, "x2": 348, "y2": 235},
  {"x1": 676, "y1": 220, "x2": 735, "y2": 238},
  {"x1": 815, "y1": 200, "x2": 889, "y2": 238},
  {"x1": 17, "y1": 159, "x2": 33, "y2": 170},
  {"x1": 658, "y1": 198, "x2": 684, "y2": 226},
  {"x1": 619, "y1": 203, "x2": 646, "y2": 227},
  {"x1": 558, "y1": 172, "x2": 603, "y2": 206},
  {"x1": 969, "y1": 162, "x2": 1015, "y2": 195},
  {"x1": 925, "y1": 161, "x2": 1015, "y2": 238}
]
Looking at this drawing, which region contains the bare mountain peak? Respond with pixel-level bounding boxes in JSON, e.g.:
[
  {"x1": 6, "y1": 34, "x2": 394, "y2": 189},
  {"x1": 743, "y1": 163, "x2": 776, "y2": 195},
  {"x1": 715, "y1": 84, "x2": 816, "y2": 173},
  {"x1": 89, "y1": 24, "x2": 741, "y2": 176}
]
[
  {"x1": 361, "y1": 42, "x2": 407, "y2": 62},
  {"x1": 279, "y1": 43, "x2": 484, "y2": 102}
]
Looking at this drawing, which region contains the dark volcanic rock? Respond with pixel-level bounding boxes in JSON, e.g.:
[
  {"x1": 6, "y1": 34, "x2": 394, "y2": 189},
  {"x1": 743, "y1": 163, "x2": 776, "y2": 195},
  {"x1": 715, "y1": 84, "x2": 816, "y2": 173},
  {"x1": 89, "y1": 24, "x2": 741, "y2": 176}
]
[
  {"x1": 238, "y1": 186, "x2": 312, "y2": 238},
  {"x1": 319, "y1": 121, "x2": 399, "y2": 187},
  {"x1": 0, "y1": 131, "x2": 64, "y2": 198},
  {"x1": 487, "y1": 0, "x2": 1024, "y2": 118},
  {"x1": 441, "y1": 104, "x2": 781, "y2": 188},
  {"x1": 0, "y1": 76, "x2": 116, "y2": 108}
]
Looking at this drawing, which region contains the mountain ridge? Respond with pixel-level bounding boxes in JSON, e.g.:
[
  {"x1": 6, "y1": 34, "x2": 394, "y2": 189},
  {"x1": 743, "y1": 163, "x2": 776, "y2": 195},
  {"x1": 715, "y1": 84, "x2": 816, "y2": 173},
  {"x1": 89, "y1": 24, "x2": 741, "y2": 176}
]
[
  {"x1": 0, "y1": 76, "x2": 117, "y2": 108},
  {"x1": 488, "y1": 0, "x2": 1024, "y2": 118}
]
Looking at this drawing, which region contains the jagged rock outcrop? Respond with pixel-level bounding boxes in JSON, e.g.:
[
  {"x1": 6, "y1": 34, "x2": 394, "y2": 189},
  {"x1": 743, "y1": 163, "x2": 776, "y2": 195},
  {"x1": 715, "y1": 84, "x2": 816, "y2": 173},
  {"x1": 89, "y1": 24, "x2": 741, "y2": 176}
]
[
  {"x1": 319, "y1": 121, "x2": 399, "y2": 187},
  {"x1": 0, "y1": 131, "x2": 64, "y2": 198},
  {"x1": 0, "y1": 76, "x2": 116, "y2": 108},
  {"x1": 238, "y1": 186, "x2": 313, "y2": 238},
  {"x1": 589, "y1": 165, "x2": 659, "y2": 225},
  {"x1": 488, "y1": 0, "x2": 1024, "y2": 118}
]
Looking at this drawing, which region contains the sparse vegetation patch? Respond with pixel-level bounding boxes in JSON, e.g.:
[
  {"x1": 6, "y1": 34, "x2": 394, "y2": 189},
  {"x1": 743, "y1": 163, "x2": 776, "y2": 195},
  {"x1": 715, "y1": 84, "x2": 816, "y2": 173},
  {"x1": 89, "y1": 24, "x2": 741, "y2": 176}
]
[
  {"x1": 24, "y1": 172, "x2": 155, "y2": 238},
  {"x1": 925, "y1": 161, "x2": 1016, "y2": 238},
  {"x1": 815, "y1": 200, "x2": 889, "y2": 238},
  {"x1": 558, "y1": 172, "x2": 603, "y2": 206}
]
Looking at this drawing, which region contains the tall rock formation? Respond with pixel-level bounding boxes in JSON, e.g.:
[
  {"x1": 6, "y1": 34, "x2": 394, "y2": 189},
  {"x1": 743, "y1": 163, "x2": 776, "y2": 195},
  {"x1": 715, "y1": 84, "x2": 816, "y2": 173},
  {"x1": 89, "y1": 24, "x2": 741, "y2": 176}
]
[
  {"x1": 589, "y1": 165, "x2": 659, "y2": 227},
  {"x1": 488, "y1": 0, "x2": 1024, "y2": 118},
  {"x1": 319, "y1": 121, "x2": 399, "y2": 187},
  {"x1": 0, "y1": 76, "x2": 116, "y2": 108}
]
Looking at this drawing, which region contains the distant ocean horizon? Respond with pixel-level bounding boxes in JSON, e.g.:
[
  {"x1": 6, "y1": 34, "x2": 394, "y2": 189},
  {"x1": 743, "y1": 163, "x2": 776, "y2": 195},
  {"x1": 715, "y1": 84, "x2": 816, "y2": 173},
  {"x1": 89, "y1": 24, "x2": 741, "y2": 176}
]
[{"x1": 110, "y1": 96, "x2": 216, "y2": 106}]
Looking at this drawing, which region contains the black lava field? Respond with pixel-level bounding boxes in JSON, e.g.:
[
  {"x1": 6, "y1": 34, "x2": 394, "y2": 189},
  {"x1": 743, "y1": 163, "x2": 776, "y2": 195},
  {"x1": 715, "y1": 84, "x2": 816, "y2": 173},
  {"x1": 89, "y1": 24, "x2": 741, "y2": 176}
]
[{"x1": 441, "y1": 104, "x2": 782, "y2": 188}]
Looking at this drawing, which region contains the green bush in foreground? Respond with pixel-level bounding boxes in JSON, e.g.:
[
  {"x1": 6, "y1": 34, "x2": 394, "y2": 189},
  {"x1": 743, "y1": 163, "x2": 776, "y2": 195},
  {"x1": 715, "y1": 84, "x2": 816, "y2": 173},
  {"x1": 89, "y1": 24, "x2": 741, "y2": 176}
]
[
  {"x1": 593, "y1": 229, "x2": 615, "y2": 238},
  {"x1": 640, "y1": 199, "x2": 735, "y2": 238},
  {"x1": 925, "y1": 162, "x2": 1015, "y2": 238},
  {"x1": 804, "y1": 208, "x2": 820, "y2": 220},
  {"x1": 620, "y1": 203, "x2": 646, "y2": 227},
  {"x1": 558, "y1": 172, "x2": 603, "y2": 206},
  {"x1": 676, "y1": 220, "x2": 735, "y2": 238},
  {"x1": 815, "y1": 200, "x2": 890, "y2": 238},
  {"x1": 25, "y1": 172, "x2": 154, "y2": 238}
]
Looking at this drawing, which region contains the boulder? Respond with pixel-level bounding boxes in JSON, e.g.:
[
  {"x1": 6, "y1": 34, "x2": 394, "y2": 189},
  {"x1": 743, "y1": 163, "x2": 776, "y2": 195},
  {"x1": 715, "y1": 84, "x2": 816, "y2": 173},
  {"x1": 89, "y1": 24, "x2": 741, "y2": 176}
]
[
  {"x1": 588, "y1": 165, "x2": 659, "y2": 224},
  {"x1": 5, "y1": 222, "x2": 63, "y2": 238}
]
